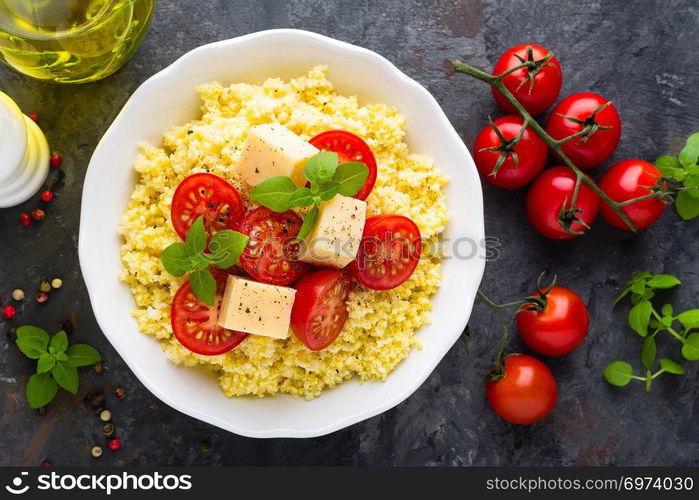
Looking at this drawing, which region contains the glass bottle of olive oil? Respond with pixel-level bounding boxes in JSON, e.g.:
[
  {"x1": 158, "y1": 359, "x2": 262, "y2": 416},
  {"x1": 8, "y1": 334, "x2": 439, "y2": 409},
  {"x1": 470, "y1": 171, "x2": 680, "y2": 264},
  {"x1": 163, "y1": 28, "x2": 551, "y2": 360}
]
[{"x1": 0, "y1": 0, "x2": 154, "y2": 83}]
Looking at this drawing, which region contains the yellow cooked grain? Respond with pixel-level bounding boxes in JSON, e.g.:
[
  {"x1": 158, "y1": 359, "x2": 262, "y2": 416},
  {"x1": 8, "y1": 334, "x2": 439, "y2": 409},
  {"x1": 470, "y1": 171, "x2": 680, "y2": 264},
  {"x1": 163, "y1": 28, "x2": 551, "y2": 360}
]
[{"x1": 119, "y1": 66, "x2": 449, "y2": 399}]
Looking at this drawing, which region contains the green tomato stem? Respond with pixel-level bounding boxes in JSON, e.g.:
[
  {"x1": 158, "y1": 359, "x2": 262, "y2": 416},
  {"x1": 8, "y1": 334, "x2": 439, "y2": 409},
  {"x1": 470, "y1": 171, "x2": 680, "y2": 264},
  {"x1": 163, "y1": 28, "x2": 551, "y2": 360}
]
[{"x1": 451, "y1": 59, "x2": 662, "y2": 233}]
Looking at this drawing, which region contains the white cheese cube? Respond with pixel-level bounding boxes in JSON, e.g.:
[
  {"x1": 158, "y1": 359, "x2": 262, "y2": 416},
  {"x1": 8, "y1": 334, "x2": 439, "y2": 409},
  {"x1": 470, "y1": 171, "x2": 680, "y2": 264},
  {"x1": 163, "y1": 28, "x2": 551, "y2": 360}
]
[
  {"x1": 217, "y1": 275, "x2": 296, "y2": 339},
  {"x1": 236, "y1": 123, "x2": 319, "y2": 187},
  {"x1": 299, "y1": 195, "x2": 367, "y2": 268}
]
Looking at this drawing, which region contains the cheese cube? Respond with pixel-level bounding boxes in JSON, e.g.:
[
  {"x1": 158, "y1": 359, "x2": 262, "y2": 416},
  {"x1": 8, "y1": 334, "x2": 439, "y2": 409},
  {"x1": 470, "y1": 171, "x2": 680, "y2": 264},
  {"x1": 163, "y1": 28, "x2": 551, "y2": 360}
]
[
  {"x1": 217, "y1": 275, "x2": 296, "y2": 339},
  {"x1": 236, "y1": 123, "x2": 319, "y2": 187},
  {"x1": 299, "y1": 195, "x2": 367, "y2": 268}
]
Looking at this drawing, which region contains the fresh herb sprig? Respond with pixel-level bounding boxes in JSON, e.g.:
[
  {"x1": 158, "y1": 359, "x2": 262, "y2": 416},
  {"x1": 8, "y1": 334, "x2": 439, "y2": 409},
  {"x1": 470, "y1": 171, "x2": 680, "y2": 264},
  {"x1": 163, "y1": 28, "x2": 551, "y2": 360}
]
[
  {"x1": 161, "y1": 216, "x2": 249, "y2": 306},
  {"x1": 655, "y1": 132, "x2": 699, "y2": 220},
  {"x1": 603, "y1": 271, "x2": 698, "y2": 392},
  {"x1": 16, "y1": 326, "x2": 102, "y2": 409},
  {"x1": 251, "y1": 151, "x2": 368, "y2": 241}
]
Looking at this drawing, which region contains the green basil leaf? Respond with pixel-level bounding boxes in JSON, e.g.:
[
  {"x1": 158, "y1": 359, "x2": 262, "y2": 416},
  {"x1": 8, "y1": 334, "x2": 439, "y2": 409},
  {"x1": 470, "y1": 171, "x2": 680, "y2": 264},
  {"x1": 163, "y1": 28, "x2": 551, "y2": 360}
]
[
  {"x1": 189, "y1": 270, "x2": 217, "y2": 306},
  {"x1": 55, "y1": 352, "x2": 68, "y2": 362},
  {"x1": 66, "y1": 344, "x2": 102, "y2": 367},
  {"x1": 677, "y1": 309, "x2": 699, "y2": 331},
  {"x1": 317, "y1": 182, "x2": 340, "y2": 201},
  {"x1": 287, "y1": 187, "x2": 314, "y2": 208},
  {"x1": 681, "y1": 332, "x2": 699, "y2": 361},
  {"x1": 603, "y1": 361, "x2": 634, "y2": 387},
  {"x1": 640, "y1": 336, "x2": 656, "y2": 370},
  {"x1": 678, "y1": 132, "x2": 699, "y2": 167},
  {"x1": 628, "y1": 300, "x2": 652, "y2": 337},
  {"x1": 296, "y1": 205, "x2": 319, "y2": 242},
  {"x1": 185, "y1": 216, "x2": 207, "y2": 255},
  {"x1": 16, "y1": 326, "x2": 50, "y2": 359},
  {"x1": 207, "y1": 230, "x2": 249, "y2": 269},
  {"x1": 333, "y1": 161, "x2": 369, "y2": 196},
  {"x1": 251, "y1": 176, "x2": 298, "y2": 212},
  {"x1": 37, "y1": 353, "x2": 56, "y2": 374},
  {"x1": 675, "y1": 190, "x2": 699, "y2": 220},
  {"x1": 661, "y1": 304, "x2": 673, "y2": 317},
  {"x1": 51, "y1": 361, "x2": 79, "y2": 394},
  {"x1": 646, "y1": 274, "x2": 681, "y2": 289},
  {"x1": 613, "y1": 286, "x2": 631, "y2": 307},
  {"x1": 303, "y1": 151, "x2": 338, "y2": 184},
  {"x1": 162, "y1": 242, "x2": 190, "y2": 277},
  {"x1": 655, "y1": 155, "x2": 680, "y2": 176},
  {"x1": 630, "y1": 279, "x2": 647, "y2": 296},
  {"x1": 26, "y1": 373, "x2": 57, "y2": 409},
  {"x1": 659, "y1": 358, "x2": 685, "y2": 375},
  {"x1": 49, "y1": 330, "x2": 68, "y2": 355}
]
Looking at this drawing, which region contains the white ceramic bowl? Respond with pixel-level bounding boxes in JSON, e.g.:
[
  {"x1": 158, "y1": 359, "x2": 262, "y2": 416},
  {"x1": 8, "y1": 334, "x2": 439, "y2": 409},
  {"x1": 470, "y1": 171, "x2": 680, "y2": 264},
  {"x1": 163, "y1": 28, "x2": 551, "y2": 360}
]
[{"x1": 79, "y1": 29, "x2": 485, "y2": 438}]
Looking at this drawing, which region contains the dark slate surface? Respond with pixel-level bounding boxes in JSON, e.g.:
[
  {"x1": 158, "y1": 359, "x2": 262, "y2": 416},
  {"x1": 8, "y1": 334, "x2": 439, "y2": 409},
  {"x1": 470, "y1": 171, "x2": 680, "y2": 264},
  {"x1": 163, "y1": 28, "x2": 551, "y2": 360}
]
[{"x1": 1, "y1": 0, "x2": 698, "y2": 466}]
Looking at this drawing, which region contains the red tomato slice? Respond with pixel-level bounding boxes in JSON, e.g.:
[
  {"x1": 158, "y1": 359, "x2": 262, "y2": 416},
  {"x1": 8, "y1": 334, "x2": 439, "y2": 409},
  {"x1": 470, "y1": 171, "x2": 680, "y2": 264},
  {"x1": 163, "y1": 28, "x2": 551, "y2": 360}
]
[
  {"x1": 309, "y1": 130, "x2": 377, "y2": 200},
  {"x1": 170, "y1": 173, "x2": 245, "y2": 241},
  {"x1": 349, "y1": 215, "x2": 422, "y2": 290},
  {"x1": 238, "y1": 207, "x2": 309, "y2": 286},
  {"x1": 170, "y1": 271, "x2": 248, "y2": 356},
  {"x1": 290, "y1": 270, "x2": 352, "y2": 351}
]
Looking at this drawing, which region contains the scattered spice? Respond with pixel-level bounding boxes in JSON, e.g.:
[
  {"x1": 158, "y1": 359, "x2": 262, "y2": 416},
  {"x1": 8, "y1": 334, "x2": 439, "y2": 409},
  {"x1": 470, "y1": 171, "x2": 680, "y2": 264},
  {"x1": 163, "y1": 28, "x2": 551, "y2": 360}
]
[
  {"x1": 20, "y1": 213, "x2": 31, "y2": 227},
  {"x1": 199, "y1": 440, "x2": 211, "y2": 453},
  {"x1": 41, "y1": 190, "x2": 54, "y2": 202},
  {"x1": 107, "y1": 438, "x2": 121, "y2": 451},
  {"x1": 93, "y1": 362, "x2": 104, "y2": 373},
  {"x1": 2, "y1": 305, "x2": 16, "y2": 320},
  {"x1": 103, "y1": 422, "x2": 115, "y2": 437},
  {"x1": 31, "y1": 209, "x2": 45, "y2": 221},
  {"x1": 36, "y1": 406, "x2": 47, "y2": 416},
  {"x1": 51, "y1": 278, "x2": 63, "y2": 289},
  {"x1": 49, "y1": 153, "x2": 63, "y2": 168},
  {"x1": 36, "y1": 292, "x2": 49, "y2": 304},
  {"x1": 91, "y1": 446, "x2": 103, "y2": 458},
  {"x1": 88, "y1": 394, "x2": 105, "y2": 407},
  {"x1": 39, "y1": 281, "x2": 51, "y2": 293},
  {"x1": 115, "y1": 387, "x2": 126, "y2": 399},
  {"x1": 11, "y1": 289, "x2": 24, "y2": 301},
  {"x1": 6, "y1": 328, "x2": 17, "y2": 342},
  {"x1": 40, "y1": 460, "x2": 52, "y2": 467},
  {"x1": 92, "y1": 406, "x2": 104, "y2": 415},
  {"x1": 28, "y1": 110, "x2": 39, "y2": 123},
  {"x1": 99, "y1": 409, "x2": 111, "y2": 422}
]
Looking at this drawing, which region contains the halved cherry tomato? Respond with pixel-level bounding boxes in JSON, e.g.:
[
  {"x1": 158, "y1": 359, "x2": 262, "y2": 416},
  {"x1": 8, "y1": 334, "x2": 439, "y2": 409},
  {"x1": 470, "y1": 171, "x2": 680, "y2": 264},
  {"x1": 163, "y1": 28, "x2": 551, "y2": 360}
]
[
  {"x1": 170, "y1": 271, "x2": 248, "y2": 356},
  {"x1": 525, "y1": 166, "x2": 600, "y2": 239},
  {"x1": 309, "y1": 130, "x2": 377, "y2": 200},
  {"x1": 517, "y1": 286, "x2": 589, "y2": 356},
  {"x1": 238, "y1": 207, "x2": 309, "y2": 286},
  {"x1": 599, "y1": 159, "x2": 666, "y2": 231},
  {"x1": 474, "y1": 114, "x2": 548, "y2": 189},
  {"x1": 290, "y1": 270, "x2": 352, "y2": 351},
  {"x1": 492, "y1": 43, "x2": 562, "y2": 116},
  {"x1": 486, "y1": 354, "x2": 557, "y2": 425},
  {"x1": 170, "y1": 173, "x2": 245, "y2": 241},
  {"x1": 545, "y1": 92, "x2": 621, "y2": 169},
  {"x1": 349, "y1": 215, "x2": 421, "y2": 290}
]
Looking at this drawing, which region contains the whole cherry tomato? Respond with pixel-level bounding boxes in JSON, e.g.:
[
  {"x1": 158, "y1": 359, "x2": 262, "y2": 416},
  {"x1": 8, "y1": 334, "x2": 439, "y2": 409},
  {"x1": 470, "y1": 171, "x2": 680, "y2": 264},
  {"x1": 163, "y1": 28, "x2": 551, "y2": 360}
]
[
  {"x1": 492, "y1": 43, "x2": 563, "y2": 116},
  {"x1": 486, "y1": 354, "x2": 558, "y2": 425},
  {"x1": 525, "y1": 166, "x2": 600, "y2": 239},
  {"x1": 474, "y1": 115, "x2": 548, "y2": 189},
  {"x1": 599, "y1": 159, "x2": 666, "y2": 231},
  {"x1": 517, "y1": 286, "x2": 589, "y2": 356},
  {"x1": 545, "y1": 92, "x2": 621, "y2": 169}
]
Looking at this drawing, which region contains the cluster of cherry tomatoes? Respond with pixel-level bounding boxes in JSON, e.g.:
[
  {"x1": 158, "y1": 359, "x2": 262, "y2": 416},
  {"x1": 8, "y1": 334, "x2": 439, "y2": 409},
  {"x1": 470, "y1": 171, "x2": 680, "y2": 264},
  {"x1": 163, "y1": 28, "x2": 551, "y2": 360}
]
[
  {"x1": 485, "y1": 285, "x2": 589, "y2": 425},
  {"x1": 474, "y1": 43, "x2": 667, "y2": 238}
]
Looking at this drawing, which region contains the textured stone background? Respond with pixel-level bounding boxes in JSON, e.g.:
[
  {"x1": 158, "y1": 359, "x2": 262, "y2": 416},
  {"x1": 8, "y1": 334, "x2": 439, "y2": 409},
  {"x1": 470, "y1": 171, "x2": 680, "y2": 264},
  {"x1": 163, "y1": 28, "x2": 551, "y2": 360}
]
[{"x1": 1, "y1": 0, "x2": 698, "y2": 466}]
